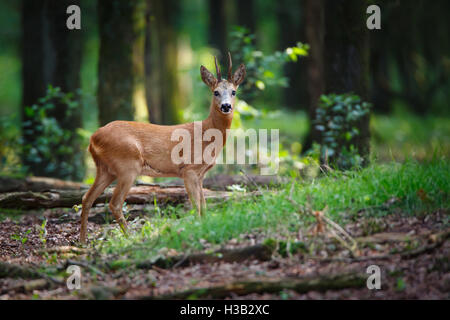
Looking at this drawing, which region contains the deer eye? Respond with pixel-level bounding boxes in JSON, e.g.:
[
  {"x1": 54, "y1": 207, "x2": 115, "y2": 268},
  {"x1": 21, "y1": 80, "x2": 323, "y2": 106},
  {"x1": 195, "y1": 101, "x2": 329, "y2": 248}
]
[
  {"x1": 231, "y1": 90, "x2": 236, "y2": 96},
  {"x1": 214, "y1": 91, "x2": 220, "y2": 97}
]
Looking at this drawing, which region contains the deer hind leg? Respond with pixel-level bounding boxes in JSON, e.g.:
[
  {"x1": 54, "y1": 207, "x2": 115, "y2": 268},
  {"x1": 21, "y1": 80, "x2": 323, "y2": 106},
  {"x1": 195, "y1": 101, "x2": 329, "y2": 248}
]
[
  {"x1": 199, "y1": 178, "x2": 206, "y2": 215},
  {"x1": 183, "y1": 170, "x2": 203, "y2": 217},
  {"x1": 109, "y1": 172, "x2": 138, "y2": 235},
  {"x1": 80, "y1": 166, "x2": 115, "y2": 243}
]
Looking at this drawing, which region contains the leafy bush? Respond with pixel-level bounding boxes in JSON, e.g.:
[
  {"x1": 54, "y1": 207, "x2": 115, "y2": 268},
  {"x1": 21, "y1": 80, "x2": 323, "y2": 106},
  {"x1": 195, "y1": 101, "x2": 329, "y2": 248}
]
[
  {"x1": 0, "y1": 114, "x2": 24, "y2": 176},
  {"x1": 229, "y1": 26, "x2": 309, "y2": 103},
  {"x1": 21, "y1": 86, "x2": 86, "y2": 180},
  {"x1": 313, "y1": 93, "x2": 371, "y2": 169}
]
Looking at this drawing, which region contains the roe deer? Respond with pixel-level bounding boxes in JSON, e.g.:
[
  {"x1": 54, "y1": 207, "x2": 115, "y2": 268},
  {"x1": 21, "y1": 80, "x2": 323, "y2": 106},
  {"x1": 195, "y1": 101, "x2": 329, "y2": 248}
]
[{"x1": 80, "y1": 53, "x2": 246, "y2": 243}]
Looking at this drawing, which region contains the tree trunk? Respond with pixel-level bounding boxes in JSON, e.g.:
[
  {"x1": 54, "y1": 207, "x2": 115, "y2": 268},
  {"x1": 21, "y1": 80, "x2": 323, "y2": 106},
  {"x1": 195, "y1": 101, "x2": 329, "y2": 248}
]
[
  {"x1": 21, "y1": 0, "x2": 84, "y2": 180},
  {"x1": 97, "y1": 0, "x2": 147, "y2": 126},
  {"x1": 144, "y1": 0, "x2": 181, "y2": 125},
  {"x1": 208, "y1": 0, "x2": 227, "y2": 57},
  {"x1": 303, "y1": 0, "x2": 325, "y2": 151},
  {"x1": 144, "y1": 0, "x2": 163, "y2": 124},
  {"x1": 323, "y1": 0, "x2": 370, "y2": 161},
  {"x1": 236, "y1": 0, "x2": 255, "y2": 32},
  {"x1": 277, "y1": 0, "x2": 307, "y2": 110},
  {"x1": 304, "y1": 0, "x2": 370, "y2": 162}
]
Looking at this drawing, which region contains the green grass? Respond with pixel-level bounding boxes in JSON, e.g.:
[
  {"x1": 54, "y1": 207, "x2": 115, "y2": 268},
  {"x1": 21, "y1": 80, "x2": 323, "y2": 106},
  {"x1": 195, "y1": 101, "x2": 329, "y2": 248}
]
[
  {"x1": 371, "y1": 111, "x2": 450, "y2": 161},
  {"x1": 99, "y1": 158, "x2": 449, "y2": 261}
]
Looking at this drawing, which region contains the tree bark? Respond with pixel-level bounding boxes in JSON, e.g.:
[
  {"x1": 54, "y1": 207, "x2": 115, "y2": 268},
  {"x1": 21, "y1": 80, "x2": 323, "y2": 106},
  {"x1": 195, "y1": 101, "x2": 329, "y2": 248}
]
[
  {"x1": 323, "y1": 0, "x2": 370, "y2": 161},
  {"x1": 236, "y1": 0, "x2": 255, "y2": 32},
  {"x1": 145, "y1": 0, "x2": 181, "y2": 125},
  {"x1": 304, "y1": 0, "x2": 370, "y2": 162},
  {"x1": 21, "y1": 0, "x2": 84, "y2": 179},
  {"x1": 97, "y1": 0, "x2": 147, "y2": 126},
  {"x1": 208, "y1": 0, "x2": 227, "y2": 57},
  {"x1": 277, "y1": 0, "x2": 307, "y2": 110},
  {"x1": 303, "y1": 0, "x2": 325, "y2": 151}
]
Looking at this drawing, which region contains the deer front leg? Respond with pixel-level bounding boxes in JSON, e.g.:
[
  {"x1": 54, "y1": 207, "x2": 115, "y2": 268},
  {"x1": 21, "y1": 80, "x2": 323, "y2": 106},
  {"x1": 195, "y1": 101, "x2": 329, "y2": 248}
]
[{"x1": 183, "y1": 170, "x2": 203, "y2": 217}]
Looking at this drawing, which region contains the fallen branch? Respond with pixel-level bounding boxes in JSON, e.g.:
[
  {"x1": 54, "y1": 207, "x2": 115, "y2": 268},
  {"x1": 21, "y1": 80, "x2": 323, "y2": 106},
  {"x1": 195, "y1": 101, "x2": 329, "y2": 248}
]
[
  {"x1": 311, "y1": 228, "x2": 450, "y2": 263},
  {"x1": 143, "y1": 273, "x2": 366, "y2": 299},
  {"x1": 0, "y1": 261, "x2": 43, "y2": 279},
  {"x1": 64, "y1": 259, "x2": 107, "y2": 278},
  {"x1": 0, "y1": 186, "x2": 260, "y2": 209},
  {"x1": 0, "y1": 176, "x2": 86, "y2": 193},
  {"x1": 38, "y1": 246, "x2": 90, "y2": 255},
  {"x1": 0, "y1": 261, "x2": 63, "y2": 284},
  {"x1": 0, "y1": 279, "x2": 50, "y2": 295},
  {"x1": 108, "y1": 243, "x2": 275, "y2": 270}
]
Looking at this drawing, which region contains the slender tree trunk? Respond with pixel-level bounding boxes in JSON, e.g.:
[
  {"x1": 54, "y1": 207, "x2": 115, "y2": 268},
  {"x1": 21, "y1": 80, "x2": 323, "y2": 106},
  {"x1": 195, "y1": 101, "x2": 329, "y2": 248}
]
[
  {"x1": 144, "y1": 0, "x2": 163, "y2": 124},
  {"x1": 97, "y1": 0, "x2": 147, "y2": 126},
  {"x1": 21, "y1": 0, "x2": 84, "y2": 180},
  {"x1": 277, "y1": 0, "x2": 307, "y2": 110},
  {"x1": 208, "y1": 0, "x2": 227, "y2": 57},
  {"x1": 145, "y1": 0, "x2": 181, "y2": 125},
  {"x1": 304, "y1": 0, "x2": 370, "y2": 162},
  {"x1": 323, "y1": 0, "x2": 370, "y2": 160},
  {"x1": 236, "y1": 0, "x2": 255, "y2": 32},
  {"x1": 303, "y1": 0, "x2": 325, "y2": 151}
]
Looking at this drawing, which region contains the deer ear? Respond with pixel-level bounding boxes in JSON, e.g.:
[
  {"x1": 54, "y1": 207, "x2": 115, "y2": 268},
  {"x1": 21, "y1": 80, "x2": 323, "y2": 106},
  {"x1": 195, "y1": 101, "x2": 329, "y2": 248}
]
[
  {"x1": 200, "y1": 66, "x2": 217, "y2": 88},
  {"x1": 232, "y1": 64, "x2": 246, "y2": 86}
]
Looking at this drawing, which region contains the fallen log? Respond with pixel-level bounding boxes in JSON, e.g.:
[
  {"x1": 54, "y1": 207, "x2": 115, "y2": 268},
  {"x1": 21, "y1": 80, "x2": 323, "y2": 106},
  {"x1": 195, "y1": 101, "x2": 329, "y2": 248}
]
[
  {"x1": 0, "y1": 261, "x2": 43, "y2": 279},
  {"x1": 144, "y1": 273, "x2": 367, "y2": 299},
  {"x1": 136, "y1": 174, "x2": 288, "y2": 191},
  {"x1": 0, "y1": 186, "x2": 260, "y2": 210},
  {"x1": 0, "y1": 176, "x2": 86, "y2": 193},
  {"x1": 108, "y1": 243, "x2": 275, "y2": 270},
  {"x1": 0, "y1": 279, "x2": 50, "y2": 295},
  {"x1": 0, "y1": 261, "x2": 62, "y2": 284}
]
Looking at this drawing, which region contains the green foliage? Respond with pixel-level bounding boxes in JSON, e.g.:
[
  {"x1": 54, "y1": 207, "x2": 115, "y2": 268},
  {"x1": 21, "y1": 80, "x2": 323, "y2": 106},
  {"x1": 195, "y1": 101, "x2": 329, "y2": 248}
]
[
  {"x1": 11, "y1": 229, "x2": 32, "y2": 245},
  {"x1": 314, "y1": 93, "x2": 371, "y2": 169},
  {"x1": 21, "y1": 86, "x2": 86, "y2": 180},
  {"x1": 99, "y1": 159, "x2": 449, "y2": 262},
  {"x1": 371, "y1": 110, "x2": 450, "y2": 161},
  {"x1": 229, "y1": 26, "x2": 309, "y2": 103},
  {"x1": 0, "y1": 114, "x2": 25, "y2": 176}
]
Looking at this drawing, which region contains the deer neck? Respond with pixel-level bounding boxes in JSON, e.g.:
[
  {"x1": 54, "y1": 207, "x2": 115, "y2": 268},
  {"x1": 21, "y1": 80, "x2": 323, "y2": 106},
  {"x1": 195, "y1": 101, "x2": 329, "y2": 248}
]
[{"x1": 203, "y1": 100, "x2": 233, "y2": 145}]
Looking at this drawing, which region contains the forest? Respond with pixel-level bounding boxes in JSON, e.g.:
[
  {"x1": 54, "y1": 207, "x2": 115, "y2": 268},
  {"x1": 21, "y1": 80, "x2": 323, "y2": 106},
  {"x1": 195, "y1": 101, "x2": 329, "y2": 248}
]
[{"x1": 0, "y1": 0, "x2": 449, "y2": 302}]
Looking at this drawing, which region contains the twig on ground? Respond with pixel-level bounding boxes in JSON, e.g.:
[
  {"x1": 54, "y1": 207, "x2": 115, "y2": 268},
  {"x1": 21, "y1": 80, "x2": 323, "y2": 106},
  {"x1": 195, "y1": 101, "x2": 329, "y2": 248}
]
[{"x1": 65, "y1": 259, "x2": 106, "y2": 278}]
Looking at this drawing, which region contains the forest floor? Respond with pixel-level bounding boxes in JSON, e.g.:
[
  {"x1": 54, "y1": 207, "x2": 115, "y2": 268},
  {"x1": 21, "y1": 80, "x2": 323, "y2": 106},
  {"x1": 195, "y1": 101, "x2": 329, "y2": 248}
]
[{"x1": 0, "y1": 160, "x2": 449, "y2": 300}]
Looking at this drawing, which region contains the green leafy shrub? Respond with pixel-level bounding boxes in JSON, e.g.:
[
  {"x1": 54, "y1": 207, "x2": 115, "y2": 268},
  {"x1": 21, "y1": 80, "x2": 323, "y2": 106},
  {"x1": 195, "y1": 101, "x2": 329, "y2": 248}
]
[
  {"x1": 229, "y1": 26, "x2": 309, "y2": 102},
  {"x1": 21, "y1": 86, "x2": 86, "y2": 180},
  {"x1": 314, "y1": 93, "x2": 371, "y2": 169},
  {"x1": 0, "y1": 114, "x2": 25, "y2": 176}
]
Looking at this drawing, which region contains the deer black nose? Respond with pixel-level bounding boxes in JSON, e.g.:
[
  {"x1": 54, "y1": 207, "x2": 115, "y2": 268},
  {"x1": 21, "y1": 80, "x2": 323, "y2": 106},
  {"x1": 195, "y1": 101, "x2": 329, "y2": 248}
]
[{"x1": 221, "y1": 103, "x2": 232, "y2": 113}]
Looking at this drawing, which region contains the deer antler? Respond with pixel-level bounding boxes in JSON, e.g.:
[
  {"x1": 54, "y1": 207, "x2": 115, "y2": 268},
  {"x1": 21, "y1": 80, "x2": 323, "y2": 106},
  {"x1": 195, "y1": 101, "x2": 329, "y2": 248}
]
[
  {"x1": 214, "y1": 56, "x2": 221, "y2": 81},
  {"x1": 227, "y1": 52, "x2": 233, "y2": 81}
]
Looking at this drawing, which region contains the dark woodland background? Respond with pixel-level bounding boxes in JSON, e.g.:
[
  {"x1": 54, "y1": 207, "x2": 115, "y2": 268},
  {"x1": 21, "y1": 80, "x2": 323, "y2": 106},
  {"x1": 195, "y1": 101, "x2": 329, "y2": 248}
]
[{"x1": 0, "y1": 0, "x2": 449, "y2": 181}]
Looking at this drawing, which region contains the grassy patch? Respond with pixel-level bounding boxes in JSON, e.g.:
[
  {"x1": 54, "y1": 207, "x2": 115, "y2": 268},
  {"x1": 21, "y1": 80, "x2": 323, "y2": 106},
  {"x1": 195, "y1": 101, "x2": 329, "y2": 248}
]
[{"x1": 99, "y1": 158, "x2": 449, "y2": 262}]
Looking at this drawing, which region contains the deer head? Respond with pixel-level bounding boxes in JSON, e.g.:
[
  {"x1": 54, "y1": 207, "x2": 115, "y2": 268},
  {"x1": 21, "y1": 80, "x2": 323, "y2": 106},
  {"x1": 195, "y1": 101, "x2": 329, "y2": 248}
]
[{"x1": 200, "y1": 52, "x2": 246, "y2": 115}]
